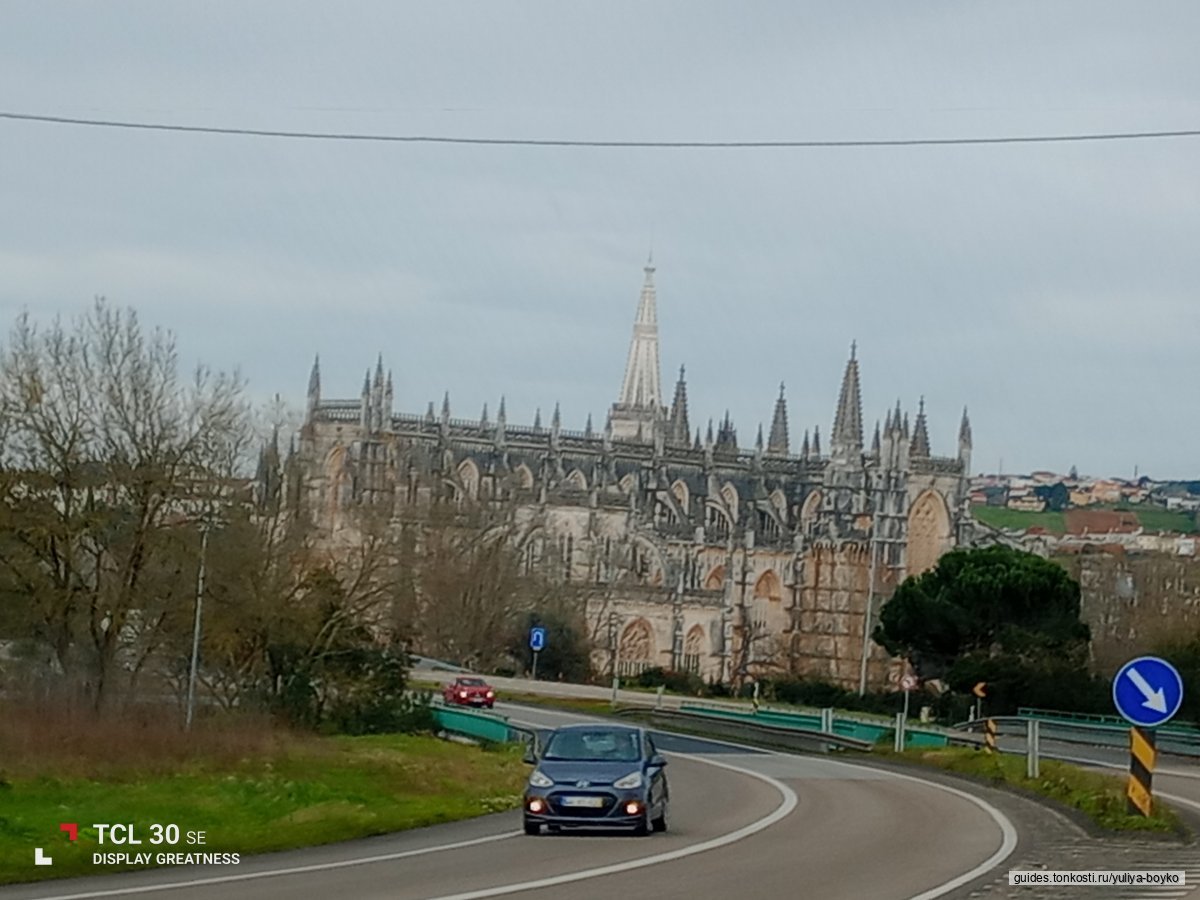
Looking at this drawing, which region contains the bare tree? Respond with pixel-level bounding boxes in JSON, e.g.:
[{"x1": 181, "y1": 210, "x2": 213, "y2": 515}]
[{"x1": 0, "y1": 300, "x2": 252, "y2": 709}]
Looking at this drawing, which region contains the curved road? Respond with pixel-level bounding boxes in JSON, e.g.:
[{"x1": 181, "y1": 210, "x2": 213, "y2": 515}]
[{"x1": 1, "y1": 704, "x2": 1016, "y2": 900}]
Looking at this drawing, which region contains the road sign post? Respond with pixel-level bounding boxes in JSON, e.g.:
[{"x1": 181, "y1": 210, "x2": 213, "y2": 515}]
[
  {"x1": 1112, "y1": 655, "x2": 1182, "y2": 818},
  {"x1": 972, "y1": 682, "x2": 996, "y2": 753},
  {"x1": 529, "y1": 627, "x2": 546, "y2": 681},
  {"x1": 1127, "y1": 726, "x2": 1156, "y2": 817},
  {"x1": 1026, "y1": 719, "x2": 1040, "y2": 779}
]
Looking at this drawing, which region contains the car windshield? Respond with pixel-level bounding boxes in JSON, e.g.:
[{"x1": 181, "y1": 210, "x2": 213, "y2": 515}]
[
  {"x1": 542, "y1": 729, "x2": 641, "y2": 762},
  {"x1": 458, "y1": 678, "x2": 485, "y2": 686}
]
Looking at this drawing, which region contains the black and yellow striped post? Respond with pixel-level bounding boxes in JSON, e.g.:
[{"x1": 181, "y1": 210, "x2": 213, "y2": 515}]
[
  {"x1": 1127, "y1": 726, "x2": 1156, "y2": 817},
  {"x1": 984, "y1": 718, "x2": 998, "y2": 754}
]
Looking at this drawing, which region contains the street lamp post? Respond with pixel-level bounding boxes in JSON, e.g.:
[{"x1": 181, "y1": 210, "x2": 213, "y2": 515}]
[
  {"x1": 184, "y1": 521, "x2": 210, "y2": 731},
  {"x1": 610, "y1": 612, "x2": 621, "y2": 706}
]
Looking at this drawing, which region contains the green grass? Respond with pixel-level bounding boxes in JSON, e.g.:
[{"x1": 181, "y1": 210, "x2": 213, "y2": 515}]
[
  {"x1": 0, "y1": 730, "x2": 527, "y2": 886},
  {"x1": 494, "y1": 691, "x2": 615, "y2": 715},
  {"x1": 971, "y1": 503, "x2": 1197, "y2": 535},
  {"x1": 881, "y1": 747, "x2": 1183, "y2": 835},
  {"x1": 1124, "y1": 506, "x2": 1198, "y2": 534},
  {"x1": 970, "y1": 506, "x2": 1067, "y2": 533}
]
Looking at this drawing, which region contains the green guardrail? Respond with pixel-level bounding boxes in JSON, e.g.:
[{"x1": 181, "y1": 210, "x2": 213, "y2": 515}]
[
  {"x1": 1017, "y1": 707, "x2": 1200, "y2": 737},
  {"x1": 678, "y1": 702, "x2": 950, "y2": 749},
  {"x1": 433, "y1": 705, "x2": 522, "y2": 744}
]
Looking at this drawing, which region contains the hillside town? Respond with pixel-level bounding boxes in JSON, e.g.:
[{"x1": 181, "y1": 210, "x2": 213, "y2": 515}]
[{"x1": 969, "y1": 470, "x2": 1200, "y2": 557}]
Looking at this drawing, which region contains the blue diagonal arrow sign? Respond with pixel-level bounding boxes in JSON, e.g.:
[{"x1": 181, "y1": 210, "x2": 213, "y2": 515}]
[{"x1": 1112, "y1": 655, "x2": 1184, "y2": 728}]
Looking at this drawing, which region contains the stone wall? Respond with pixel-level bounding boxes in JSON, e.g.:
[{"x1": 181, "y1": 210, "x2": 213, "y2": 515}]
[{"x1": 1054, "y1": 551, "x2": 1200, "y2": 675}]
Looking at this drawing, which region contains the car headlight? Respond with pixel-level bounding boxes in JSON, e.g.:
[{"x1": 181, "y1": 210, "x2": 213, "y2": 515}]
[
  {"x1": 528, "y1": 770, "x2": 554, "y2": 788},
  {"x1": 613, "y1": 771, "x2": 643, "y2": 789}
]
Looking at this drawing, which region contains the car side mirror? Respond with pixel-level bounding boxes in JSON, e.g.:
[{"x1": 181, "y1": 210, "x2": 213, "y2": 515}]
[{"x1": 649, "y1": 753, "x2": 667, "y2": 768}]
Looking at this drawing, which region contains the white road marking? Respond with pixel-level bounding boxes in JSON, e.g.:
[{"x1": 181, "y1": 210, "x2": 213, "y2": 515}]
[
  {"x1": 23, "y1": 831, "x2": 521, "y2": 900},
  {"x1": 423, "y1": 751, "x2": 799, "y2": 900},
  {"x1": 503, "y1": 706, "x2": 1018, "y2": 900},
  {"x1": 25, "y1": 705, "x2": 1023, "y2": 900}
]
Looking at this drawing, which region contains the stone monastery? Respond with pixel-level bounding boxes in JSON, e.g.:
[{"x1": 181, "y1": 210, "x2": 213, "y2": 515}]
[{"x1": 291, "y1": 262, "x2": 977, "y2": 689}]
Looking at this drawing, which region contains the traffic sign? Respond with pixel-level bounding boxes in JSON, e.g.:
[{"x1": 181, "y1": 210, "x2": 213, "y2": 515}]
[
  {"x1": 972, "y1": 682, "x2": 987, "y2": 699},
  {"x1": 1112, "y1": 655, "x2": 1184, "y2": 728},
  {"x1": 901, "y1": 674, "x2": 918, "y2": 691},
  {"x1": 529, "y1": 627, "x2": 546, "y2": 652}
]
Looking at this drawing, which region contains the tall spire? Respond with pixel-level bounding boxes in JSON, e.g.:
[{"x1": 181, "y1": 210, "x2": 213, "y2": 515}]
[
  {"x1": 669, "y1": 365, "x2": 690, "y2": 446},
  {"x1": 767, "y1": 382, "x2": 789, "y2": 455},
  {"x1": 801, "y1": 429, "x2": 810, "y2": 459},
  {"x1": 910, "y1": 397, "x2": 930, "y2": 457},
  {"x1": 611, "y1": 260, "x2": 664, "y2": 440},
  {"x1": 307, "y1": 355, "x2": 321, "y2": 398},
  {"x1": 958, "y1": 406, "x2": 972, "y2": 449},
  {"x1": 831, "y1": 342, "x2": 863, "y2": 456},
  {"x1": 306, "y1": 354, "x2": 321, "y2": 420},
  {"x1": 811, "y1": 425, "x2": 821, "y2": 458},
  {"x1": 871, "y1": 419, "x2": 881, "y2": 456}
]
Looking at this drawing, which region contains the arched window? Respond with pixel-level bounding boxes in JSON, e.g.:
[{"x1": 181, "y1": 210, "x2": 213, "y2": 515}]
[
  {"x1": 683, "y1": 625, "x2": 706, "y2": 674},
  {"x1": 671, "y1": 479, "x2": 690, "y2": 515},
  {"x1": 618, "y1": 619, "x2": 657, "y2": 677},
  {"x1": 907, "y1": 490, "x2": 952, "y2": 577},
  {"x1": 706, "y1": 504, "x2": 731, "y2": 540},
  {"x1": 565, "y1": 468, "x2": 587, "y2": 491},
  {"x1": 457, "y1": 459, "x2": 480, "y2": 501},
  {"x1": 720, "y1": 483, "x2": 739, "y2": 522},
  {"x1": 704, "y1": 564, "x2": 726, "y2": 591}
]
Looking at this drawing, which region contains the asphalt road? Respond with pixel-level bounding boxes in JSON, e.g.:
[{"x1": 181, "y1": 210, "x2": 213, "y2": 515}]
[{"x1": 1, "y1": 704, "x2": 1017, "y2": 900}]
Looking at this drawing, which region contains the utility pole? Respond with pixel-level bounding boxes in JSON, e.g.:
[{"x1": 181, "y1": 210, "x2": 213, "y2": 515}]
[
  {"x1": 185, "y1": 520, "x2": 210, "y2": 731},
  {"x1": 859, "y1": 469, "x2": 884, "y2": 696}
]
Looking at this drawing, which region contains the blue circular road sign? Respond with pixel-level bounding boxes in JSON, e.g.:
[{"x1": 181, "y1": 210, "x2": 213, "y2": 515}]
[
  {"x1": 529, "y1": 627, "x2": 547, "y2": 652},
  {"x1": 1112, "y1": 655, "x2": 1184, "y2": 728}
]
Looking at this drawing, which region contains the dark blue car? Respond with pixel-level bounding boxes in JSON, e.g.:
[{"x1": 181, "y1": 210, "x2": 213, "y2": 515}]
[{"x1": 523, "y1": 723, "x2": 669, "y2": 836}]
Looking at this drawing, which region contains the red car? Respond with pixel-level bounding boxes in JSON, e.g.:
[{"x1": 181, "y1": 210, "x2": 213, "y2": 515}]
[{"x1": 443, "y1": 676, "x2": 496, "y2": 709}]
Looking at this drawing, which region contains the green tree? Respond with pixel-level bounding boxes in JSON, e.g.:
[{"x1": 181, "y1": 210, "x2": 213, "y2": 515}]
[
  {"x1": 1154, "y1": 635, "x2": 1200, "y2": 724},
  {"x1": 874, "y1": 545, "x2": 1091, "y2": 712},
  {"x1": 506, "y1": 609, "x2": 591, "y2": 682}
]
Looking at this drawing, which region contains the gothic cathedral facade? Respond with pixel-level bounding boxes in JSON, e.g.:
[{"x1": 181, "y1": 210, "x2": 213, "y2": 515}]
[{"x1": 290, "y1": 263, "x2": 974, "y2": 690}]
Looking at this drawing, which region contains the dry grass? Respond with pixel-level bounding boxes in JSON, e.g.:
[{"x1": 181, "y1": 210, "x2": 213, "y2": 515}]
[{"x1": 0, "y1": 699, "x2": 311, "y2": 781}]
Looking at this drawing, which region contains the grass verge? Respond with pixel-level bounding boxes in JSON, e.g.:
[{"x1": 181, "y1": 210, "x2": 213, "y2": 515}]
[
  {"x1": 875, "y1": 746, "x2": 1185, "y2": 836},
  {"x1": 0, "y1": 707, "x2": 527, "y2": 886},
  {"x1": 498, "y1": 691, "x2": 615, "y2": 715}
]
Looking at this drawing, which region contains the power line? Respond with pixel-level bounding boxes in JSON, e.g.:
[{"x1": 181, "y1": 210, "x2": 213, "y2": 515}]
[{"x1": 3, "y1": 109, "x2": 1200, "y2": 148}]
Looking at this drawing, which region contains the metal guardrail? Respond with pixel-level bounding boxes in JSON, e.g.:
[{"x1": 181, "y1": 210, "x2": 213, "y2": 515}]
[
  {"x1": 678, "y1": 702, "x2": 953, "y2": 749},
  {"x1": 1017, "y1": 707, "x2": 1200, "y2": 739},
  {"x1": 958, "y1": 716, "x2": 1200, "y2": 759},
  {"x1": 619, "y1": 706, "x2": 874, "y2": 753},
  {"x1": 432, "y1": 704, "x2": 534, "y2": 745}
]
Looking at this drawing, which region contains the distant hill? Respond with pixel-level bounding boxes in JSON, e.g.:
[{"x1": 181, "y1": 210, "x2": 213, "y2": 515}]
[{"x1": 971, "y1": 504, "x2": 1197, "y2": 535}]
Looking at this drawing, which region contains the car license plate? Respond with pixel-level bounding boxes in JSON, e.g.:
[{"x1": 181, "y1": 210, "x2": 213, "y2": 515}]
[{"x1": 561, "y1": 796, "x2": 604, "y2": 808}]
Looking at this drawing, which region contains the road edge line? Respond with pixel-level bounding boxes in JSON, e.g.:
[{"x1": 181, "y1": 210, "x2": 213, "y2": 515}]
[{"x1": 422, "y1": 750, "x2": 798, "y2": 900}]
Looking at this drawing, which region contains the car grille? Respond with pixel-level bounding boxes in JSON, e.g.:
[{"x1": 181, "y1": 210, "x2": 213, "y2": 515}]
[{"x1": 547, "y1": 790, "x2": 618, "y2": 818}]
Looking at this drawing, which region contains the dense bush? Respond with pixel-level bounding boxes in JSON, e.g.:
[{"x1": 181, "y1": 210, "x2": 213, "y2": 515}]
[{"x1": 634, "y1": 667, "x2": 705, "y2": 695}]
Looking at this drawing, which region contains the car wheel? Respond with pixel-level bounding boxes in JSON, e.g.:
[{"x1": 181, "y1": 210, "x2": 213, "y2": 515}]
[
  {"x1": 523, "y1": 819, "x2": 541, "y2": 836},
  {"x1": 652, "y1": 804, "x2": 668, "y2": 833},
  {"x1": 633, "y1": 808, "x2": 652, "y2": 837}
]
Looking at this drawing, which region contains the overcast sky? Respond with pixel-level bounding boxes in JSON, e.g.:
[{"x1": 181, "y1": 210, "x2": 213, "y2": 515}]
[{"x1": 3, "y1": 3, "x2": 1198, "y2": 478}]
